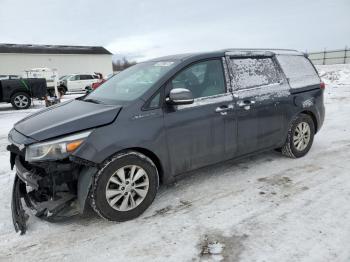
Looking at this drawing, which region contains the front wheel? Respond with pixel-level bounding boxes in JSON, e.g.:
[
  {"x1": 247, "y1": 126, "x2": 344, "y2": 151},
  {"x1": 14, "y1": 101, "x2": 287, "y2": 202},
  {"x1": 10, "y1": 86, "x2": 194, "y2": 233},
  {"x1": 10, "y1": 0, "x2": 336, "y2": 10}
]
[
  {"x1": 91, "y1": 152, "x2": 159, "y2": 221},
  {"x1": 281, "y1": 114, "x2": 315, "y2": 158},
  {"x1": 58, "y1": 86, "x2": 67, "y2": 96}
]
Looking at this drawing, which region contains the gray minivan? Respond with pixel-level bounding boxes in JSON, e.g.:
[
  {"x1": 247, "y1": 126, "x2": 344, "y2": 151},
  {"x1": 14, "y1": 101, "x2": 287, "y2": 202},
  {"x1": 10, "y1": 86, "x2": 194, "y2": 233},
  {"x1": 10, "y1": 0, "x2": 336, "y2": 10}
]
[{"x1": 8, "y1": 49, "x2": 325, "y2": 234}]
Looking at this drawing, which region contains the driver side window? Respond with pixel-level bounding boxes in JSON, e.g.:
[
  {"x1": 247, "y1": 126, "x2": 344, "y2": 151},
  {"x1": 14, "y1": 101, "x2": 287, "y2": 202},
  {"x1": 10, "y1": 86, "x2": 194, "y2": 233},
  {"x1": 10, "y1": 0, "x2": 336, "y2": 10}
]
[{"x1": 171, "y1": 59, "x2": 226, "y2": 99}]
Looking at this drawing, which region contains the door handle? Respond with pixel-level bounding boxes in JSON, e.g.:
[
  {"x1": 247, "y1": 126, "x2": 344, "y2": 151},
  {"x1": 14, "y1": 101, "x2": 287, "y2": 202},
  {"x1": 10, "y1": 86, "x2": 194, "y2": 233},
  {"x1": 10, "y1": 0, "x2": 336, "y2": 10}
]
[
  {"x1": 215, "y1": 104, "x2": 234, "y2": 115},
  {"x1": 237, "y1": 100, "x2": 255, "y2": 107},
  {"x1": 237, "y1": 100, "x2": 255, "y2": 110}
]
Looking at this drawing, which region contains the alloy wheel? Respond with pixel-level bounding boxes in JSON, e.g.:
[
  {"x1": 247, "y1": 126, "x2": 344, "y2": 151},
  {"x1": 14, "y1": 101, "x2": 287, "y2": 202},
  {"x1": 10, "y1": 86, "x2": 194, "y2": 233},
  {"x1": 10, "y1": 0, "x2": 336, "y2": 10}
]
[
  {"x1": 105, "y1": 165, "x2": 149, "y2": 211},
  {"x1": 293, "y1": 122, "x2": 311, "y2": 151},
  {"x1": 14, "y1": 95, "x2": 29, "y2": 108}
]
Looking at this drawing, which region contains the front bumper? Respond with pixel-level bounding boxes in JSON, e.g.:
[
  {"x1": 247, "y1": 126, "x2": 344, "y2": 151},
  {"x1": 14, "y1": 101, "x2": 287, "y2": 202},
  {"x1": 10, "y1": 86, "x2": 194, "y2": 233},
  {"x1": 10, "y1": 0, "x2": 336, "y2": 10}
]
[
  {"x1": 8, "y1": 145, "x2": 97, "y2": 234},
  {"x1": 15, "y1": 156, "x2": 40, "y2": 189},
  {"x1": 11, "y1": 155, "x2": 78, "y2": 234}
]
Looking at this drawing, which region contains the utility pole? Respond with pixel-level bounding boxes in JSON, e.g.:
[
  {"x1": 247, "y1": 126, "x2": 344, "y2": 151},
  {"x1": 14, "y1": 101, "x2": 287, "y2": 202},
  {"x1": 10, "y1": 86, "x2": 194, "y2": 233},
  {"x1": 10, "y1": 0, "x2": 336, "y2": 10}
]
[{"x1": 344, "y1": 46, "x2": 348, "y2": 64}]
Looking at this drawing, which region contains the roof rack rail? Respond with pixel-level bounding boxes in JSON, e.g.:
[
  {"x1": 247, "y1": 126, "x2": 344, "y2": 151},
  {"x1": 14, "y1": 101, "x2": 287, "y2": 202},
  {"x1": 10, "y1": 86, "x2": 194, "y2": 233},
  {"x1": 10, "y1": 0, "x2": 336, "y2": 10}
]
[
  {"x1": 224, "y1": 48, "x2": 302, "y2": 56},
  {"x1": 224, "y1": 48, "x2": 298, "y2": 52}
]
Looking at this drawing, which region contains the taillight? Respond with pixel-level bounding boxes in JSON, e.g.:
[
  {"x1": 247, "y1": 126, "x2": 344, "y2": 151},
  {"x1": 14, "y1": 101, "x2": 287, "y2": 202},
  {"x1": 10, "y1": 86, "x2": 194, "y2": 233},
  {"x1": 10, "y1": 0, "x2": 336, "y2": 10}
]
[{"x1": 320, "y1": 82, "x2": 325, "y2": 89}]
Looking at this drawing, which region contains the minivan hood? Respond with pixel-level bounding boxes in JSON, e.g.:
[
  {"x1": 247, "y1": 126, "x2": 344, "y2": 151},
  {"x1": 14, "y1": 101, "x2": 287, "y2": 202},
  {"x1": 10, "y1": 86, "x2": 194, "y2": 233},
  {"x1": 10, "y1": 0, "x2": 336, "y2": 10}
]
[{"x1": 14, "y1": 99, "x2": 122, "y2": 141}]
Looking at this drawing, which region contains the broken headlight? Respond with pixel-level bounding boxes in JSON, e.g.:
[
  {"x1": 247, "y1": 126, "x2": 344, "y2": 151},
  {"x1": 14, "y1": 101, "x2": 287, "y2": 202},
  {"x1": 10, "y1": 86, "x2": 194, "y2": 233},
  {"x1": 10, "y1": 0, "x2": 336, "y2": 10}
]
[{"x1": 25, "y1": 131, "x2": 92, "y2": 162}]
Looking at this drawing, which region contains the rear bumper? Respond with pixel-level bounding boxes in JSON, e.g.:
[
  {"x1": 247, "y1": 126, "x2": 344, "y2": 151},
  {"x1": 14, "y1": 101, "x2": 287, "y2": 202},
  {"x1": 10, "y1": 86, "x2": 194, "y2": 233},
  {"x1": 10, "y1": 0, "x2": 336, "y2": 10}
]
[{"x1": 315, "y1": 97, "x2": 325, "y2": 133}]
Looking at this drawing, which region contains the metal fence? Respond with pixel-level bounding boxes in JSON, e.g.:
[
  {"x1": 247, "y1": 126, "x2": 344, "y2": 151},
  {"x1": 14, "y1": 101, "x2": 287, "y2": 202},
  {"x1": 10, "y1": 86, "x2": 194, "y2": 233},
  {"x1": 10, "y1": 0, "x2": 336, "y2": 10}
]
[{"x1": 307, "y1": 47, "x2": 350, "y2": 65}]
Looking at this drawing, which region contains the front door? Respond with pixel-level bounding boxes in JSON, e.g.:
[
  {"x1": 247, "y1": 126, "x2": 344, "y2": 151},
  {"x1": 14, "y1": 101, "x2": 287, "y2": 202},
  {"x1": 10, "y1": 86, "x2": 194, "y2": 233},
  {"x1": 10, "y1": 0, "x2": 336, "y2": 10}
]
[
  {"x1": 68, "y1": 75, "x2": 82, "y2": 91},
  {"x1": 228, "y1": 55, "x2": 288, "y2": 155},
  {"x1": 164, "y1": 59, "x2": 236, "y2": 175}
]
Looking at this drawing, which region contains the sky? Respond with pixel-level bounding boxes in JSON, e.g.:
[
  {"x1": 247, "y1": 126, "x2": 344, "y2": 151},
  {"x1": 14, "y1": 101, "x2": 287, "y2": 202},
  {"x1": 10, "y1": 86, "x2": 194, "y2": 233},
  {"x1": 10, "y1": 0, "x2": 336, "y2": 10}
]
[{"x1": 0, "y1": 0, "x2": 349, "y2": 61}]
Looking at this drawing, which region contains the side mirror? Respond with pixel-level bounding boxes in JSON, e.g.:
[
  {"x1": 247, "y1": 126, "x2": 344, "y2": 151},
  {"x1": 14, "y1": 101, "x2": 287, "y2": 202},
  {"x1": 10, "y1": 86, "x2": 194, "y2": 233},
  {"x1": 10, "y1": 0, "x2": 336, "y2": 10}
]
[{"x1": 166, "y1": 88, "x2": 194, "y2": 105}]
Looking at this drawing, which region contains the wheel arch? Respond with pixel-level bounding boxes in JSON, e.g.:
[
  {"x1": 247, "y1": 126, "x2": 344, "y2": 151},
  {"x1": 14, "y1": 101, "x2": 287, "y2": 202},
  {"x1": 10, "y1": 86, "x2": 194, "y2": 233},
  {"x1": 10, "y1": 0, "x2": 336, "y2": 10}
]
[
  {"x1": 77, "y1": 147, "x2": 165, "y2": 214},
  {"x1": 300, "y1": 110, "x2": 318, "y2": 133},
  {"x1": 10, "y1": 89, "x2": 31, "y2": 99},
  {"x1": 112, "y1": 147, "x2": 164, "y2": 185}
]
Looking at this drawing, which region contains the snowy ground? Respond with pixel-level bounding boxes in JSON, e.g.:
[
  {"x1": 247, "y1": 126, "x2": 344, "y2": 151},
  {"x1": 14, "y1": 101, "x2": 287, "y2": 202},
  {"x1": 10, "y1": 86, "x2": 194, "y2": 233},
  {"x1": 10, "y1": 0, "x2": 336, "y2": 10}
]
[{"x1": 0, "y1": 65, "x2": 350, "y2": 262}]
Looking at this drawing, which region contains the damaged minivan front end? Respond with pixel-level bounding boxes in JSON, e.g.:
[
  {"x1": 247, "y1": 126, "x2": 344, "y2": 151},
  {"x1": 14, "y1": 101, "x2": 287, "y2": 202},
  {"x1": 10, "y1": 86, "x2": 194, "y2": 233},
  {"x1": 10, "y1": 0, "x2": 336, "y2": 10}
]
[
  {"x1": 7, "y1": 97, "x2": 123, "y2": 234},
  {"x1": 8, "y1": 128, "x2": 98, "y2": 234}
]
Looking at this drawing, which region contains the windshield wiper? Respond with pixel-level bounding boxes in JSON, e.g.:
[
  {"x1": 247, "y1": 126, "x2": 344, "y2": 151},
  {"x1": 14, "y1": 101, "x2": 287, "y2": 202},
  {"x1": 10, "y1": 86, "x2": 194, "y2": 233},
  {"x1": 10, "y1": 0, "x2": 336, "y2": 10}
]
[{"x1": 83, "y1": 98, "x2": 104, "y2": 104}]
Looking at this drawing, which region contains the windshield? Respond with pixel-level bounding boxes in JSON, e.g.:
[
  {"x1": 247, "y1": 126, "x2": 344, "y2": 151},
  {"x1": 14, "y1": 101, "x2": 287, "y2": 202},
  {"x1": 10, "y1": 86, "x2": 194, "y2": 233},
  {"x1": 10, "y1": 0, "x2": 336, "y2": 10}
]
[
  {"x1": 59, "y1": 75, "x2": 70, "y2": 80},
  {"x1": 85, "y1": 61, "x2": 176, "y2": 104}
]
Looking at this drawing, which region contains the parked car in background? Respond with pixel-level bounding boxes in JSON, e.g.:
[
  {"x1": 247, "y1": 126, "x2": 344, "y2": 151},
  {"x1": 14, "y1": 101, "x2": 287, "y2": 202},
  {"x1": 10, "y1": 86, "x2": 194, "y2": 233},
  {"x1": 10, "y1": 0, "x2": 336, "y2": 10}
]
[
  {"x1": 59, "y1": 74, "x2": 100, "y2": 93},
  {"x1": 91, "y1": 79, "x2": 106, "y2": 90},
  {"x1": 58, "y1": 75, "x2": 68, "y2": 82},
  {"x1": 8, "y1": 49, "x2": 325, "y2": 234},
  {"x1": 91, "y1": 73, "x2": 116, "y2": 90}
]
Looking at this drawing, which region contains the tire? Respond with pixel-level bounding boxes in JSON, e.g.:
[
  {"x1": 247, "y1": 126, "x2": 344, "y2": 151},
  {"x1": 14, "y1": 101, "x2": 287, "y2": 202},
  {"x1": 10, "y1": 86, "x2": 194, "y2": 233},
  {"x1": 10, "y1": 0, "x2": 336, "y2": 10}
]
[
  {"x1": 47, "y1": 88, "x2": 54, "y2": 97},
  {"x1": 91, "y1": 151, "x2": 159, "y2": 221},
  {"x1": 85, "y1": 86, "x2": 93, "y2": 94},
  {"x1": 281, "y1": 114, "x2": 315, "y2": 158},
  {"x1": 11, "y1": 92, "x2": 31, "y2": 110},
  {"x1": 58, "y1": 86, "x2": 67, "y2": 95}
]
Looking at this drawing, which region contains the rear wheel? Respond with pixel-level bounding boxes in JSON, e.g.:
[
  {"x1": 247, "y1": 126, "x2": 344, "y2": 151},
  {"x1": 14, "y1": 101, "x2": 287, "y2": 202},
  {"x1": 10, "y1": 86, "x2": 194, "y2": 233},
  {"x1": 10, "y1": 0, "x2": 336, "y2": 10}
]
[
  {"x1": 281, "y1": 114, "x2": 315, "y2": 158},
  {"x1": 91, "y1": 152, "x2": 159, "y2": 221},
  {"x1": 11, "y1": 92, "x2": 31, "y2": 109}
]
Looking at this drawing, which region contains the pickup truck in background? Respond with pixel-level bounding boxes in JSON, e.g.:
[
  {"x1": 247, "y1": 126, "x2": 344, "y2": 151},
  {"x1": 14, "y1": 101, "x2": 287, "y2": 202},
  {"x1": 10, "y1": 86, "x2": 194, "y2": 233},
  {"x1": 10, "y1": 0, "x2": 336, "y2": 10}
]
[{"x1": 0, "y1": 78, "x2": 47, "y2": 109}]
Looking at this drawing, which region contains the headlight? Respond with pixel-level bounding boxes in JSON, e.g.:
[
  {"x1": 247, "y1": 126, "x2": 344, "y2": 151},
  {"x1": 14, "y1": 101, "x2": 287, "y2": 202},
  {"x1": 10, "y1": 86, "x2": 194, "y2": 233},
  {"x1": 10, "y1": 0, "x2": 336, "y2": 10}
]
[{"x1": 25, "y1": 131, "x2": 92, "y2": 162}]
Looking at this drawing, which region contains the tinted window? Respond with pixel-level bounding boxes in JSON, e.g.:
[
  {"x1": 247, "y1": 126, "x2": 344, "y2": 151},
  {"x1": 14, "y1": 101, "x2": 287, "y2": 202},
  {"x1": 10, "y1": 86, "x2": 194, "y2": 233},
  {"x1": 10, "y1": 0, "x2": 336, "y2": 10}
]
[
  {"x1": 277, "y1": 55, "x2": 320, "y2": 88},
  {"x1": 230, "y1": 57, "x2": 282, "y2": 89},
  {"x1": 80, "y1": 75, "x2": 93, "y2": 80},
  {"x1": 171, "y1": 59, "x2": 225, "y2": 99}
]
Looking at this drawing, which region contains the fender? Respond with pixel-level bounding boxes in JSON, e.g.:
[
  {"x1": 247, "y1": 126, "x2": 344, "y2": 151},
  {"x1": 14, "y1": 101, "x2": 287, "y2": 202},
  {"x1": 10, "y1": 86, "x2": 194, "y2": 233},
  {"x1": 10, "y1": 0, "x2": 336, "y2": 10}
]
[{"x1": 77, "y1": 166, "x2": 98, "y2": 213}]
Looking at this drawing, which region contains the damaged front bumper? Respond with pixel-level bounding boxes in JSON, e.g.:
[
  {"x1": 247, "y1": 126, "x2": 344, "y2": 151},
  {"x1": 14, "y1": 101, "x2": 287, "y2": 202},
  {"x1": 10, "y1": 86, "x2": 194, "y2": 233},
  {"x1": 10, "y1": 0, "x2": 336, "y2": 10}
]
[{"x1": 8, "y1": 146, "x2": 97, "y2": 235}]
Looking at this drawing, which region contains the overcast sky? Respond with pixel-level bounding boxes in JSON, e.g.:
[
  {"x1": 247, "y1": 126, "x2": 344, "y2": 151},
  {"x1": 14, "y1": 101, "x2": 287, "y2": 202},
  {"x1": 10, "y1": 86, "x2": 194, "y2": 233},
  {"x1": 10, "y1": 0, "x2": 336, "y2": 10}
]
[{"x1": 0, "y1": 0, "x2": 349, "y2": 61}]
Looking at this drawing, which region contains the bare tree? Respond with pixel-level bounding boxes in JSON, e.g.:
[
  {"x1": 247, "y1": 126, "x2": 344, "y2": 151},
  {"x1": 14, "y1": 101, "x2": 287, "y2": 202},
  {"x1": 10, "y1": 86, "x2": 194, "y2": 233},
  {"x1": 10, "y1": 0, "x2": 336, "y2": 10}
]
[{"x1": 113, "y1": 57, "x2": 136, "y2": 72}]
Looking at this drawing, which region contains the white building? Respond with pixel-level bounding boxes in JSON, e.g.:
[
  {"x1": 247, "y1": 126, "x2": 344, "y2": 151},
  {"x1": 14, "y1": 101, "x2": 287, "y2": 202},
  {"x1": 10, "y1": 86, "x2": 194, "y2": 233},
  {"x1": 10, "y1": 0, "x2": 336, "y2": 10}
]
[{"x1": 0, "y1": 43, "x2": 113, "y2": 78}]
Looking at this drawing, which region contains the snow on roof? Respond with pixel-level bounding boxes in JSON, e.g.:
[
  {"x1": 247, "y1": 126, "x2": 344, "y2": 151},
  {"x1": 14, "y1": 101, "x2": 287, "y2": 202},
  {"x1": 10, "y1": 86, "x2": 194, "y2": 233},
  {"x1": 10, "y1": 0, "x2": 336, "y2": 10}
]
[
  {"x1": 148, "y1": 49, "x2": 304, "y2": 62},
  {"x1": 0, "y1": 43, "x2": 112, "y2": 55},
  {"x1": 225, "y1": 48, "x2": 303, "y2": 56}
]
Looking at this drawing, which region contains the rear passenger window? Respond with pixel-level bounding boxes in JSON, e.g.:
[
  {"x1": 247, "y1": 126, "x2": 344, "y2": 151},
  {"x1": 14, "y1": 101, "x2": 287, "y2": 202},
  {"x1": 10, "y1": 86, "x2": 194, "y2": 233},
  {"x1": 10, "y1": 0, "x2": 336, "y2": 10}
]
[
  {"x1": 80, "y1": 75, "x2": 93, "y2": 80},
  {"x1": 276, "y1": 55, "x2": 320, "y2": 89},
  {"x1": 229, "y1": 58, "x2": 282, "y2": 89}
]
